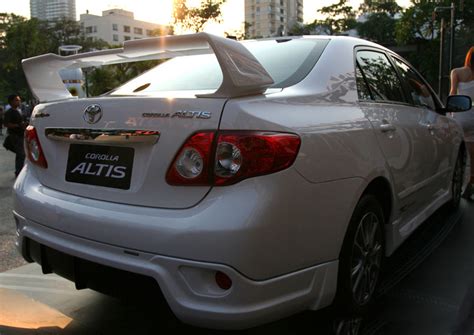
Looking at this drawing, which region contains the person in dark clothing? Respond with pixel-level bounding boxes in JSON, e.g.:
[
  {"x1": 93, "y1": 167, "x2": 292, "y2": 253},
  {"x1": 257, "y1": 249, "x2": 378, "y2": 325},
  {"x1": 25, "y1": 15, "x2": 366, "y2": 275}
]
[{"x1": 3, "y1": 94, "x2": 26, "y2": 177}]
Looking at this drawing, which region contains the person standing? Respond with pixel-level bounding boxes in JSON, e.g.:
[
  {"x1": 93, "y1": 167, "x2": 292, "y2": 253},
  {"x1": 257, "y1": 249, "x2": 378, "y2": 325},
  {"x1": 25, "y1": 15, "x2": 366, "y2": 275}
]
[
  {"x1": 450, "y1": 46, "x2": 474, "y2": 198},
  {"x1": 450, "y1": 46, "x2": 474, "y2": 97},
  {"x1": 3, "y1": 94, "x2": 26, "y2": 177}
]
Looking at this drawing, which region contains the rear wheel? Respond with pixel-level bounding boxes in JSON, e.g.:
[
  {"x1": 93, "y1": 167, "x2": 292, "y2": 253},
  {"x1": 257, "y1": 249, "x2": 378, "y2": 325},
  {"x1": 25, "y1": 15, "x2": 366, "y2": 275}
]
[
  {"x1": 449, "y1": 153, "x2": 463, "y2": 209},
  {"x1": 336, "y1": 195, "x2": 384, "y2": 314},
  {"x1": 462, "y1": 183, "x2": 472, "y2": 200}
]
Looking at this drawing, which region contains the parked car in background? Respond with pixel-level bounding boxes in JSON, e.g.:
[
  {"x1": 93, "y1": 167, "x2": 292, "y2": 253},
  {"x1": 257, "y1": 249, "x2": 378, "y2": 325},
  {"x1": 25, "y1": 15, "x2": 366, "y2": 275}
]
[{"x1": 14, "y1": 33, "x2": 471, "y2": 329}]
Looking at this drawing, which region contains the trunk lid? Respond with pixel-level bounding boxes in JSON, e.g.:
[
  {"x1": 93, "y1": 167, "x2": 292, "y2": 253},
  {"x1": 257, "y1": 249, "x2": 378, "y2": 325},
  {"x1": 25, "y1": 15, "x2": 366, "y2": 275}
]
[{"x1": 31, "y1": 96, "x2": 225, "y2": 208}]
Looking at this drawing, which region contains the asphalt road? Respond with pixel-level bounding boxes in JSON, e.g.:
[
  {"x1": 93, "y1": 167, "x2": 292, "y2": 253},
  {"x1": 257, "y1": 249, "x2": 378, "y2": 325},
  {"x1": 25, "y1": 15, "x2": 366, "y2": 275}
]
[
  {"x1": 0, "y1": 142, "x2": 474, "y2": 334},
  {"x1": 0, "y1": 140, "x2": 27, "y2": 273}
]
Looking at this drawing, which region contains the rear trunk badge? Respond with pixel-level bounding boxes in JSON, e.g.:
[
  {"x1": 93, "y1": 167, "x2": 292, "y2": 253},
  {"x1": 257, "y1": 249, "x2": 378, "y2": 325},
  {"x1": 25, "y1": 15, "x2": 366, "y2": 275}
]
[
  {"x1": 83, "y1": 104, "x2": 103, "y2": 124},
  {"x1": 142, "y1": 110, "x2": 211, "y2": 119}
]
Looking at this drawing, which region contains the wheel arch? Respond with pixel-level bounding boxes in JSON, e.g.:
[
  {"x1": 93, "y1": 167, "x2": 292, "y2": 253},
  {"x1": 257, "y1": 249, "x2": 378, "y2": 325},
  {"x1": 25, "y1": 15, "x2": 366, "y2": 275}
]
[{"x1": 361, "y1": 176, "x2": 393, "y2": 227}]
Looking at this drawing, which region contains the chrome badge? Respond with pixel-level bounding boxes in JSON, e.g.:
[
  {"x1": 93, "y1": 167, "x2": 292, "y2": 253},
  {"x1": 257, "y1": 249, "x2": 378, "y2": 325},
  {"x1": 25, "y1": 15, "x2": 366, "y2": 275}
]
[
  {"x1": 83, "y1": 104, "x2": 103, "y2": 124},
  {"x1": 142, "y1": 110, "x2": 212, "y2": 119}
]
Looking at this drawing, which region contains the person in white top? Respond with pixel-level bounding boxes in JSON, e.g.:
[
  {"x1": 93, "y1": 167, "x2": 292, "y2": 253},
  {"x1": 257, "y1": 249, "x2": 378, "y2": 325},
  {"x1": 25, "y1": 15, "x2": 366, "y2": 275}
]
[
  {"x1": 450, "y1": 46, "x2": 474, "y2": 97},
  {"x1": 450, "y1": 46, "x2": 474, "y2": 198}
]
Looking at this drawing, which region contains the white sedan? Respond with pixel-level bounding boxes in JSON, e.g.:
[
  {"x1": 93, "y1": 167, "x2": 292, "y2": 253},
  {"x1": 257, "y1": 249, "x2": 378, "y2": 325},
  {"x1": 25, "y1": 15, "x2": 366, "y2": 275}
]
[{"x1": 14, "y1": 33, "x2": 471, "y2": 329}]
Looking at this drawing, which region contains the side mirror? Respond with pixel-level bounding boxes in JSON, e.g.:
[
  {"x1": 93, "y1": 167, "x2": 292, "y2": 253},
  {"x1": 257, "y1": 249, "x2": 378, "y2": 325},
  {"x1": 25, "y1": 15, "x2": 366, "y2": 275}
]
[{"x1": 446, "y1": 95, "x2": 472, "y2": 113}]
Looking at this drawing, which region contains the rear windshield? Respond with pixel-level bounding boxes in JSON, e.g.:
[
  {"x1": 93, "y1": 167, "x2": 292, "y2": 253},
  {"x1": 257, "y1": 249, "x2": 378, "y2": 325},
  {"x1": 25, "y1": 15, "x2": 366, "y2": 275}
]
[{"x1": 109, "y1": 38, "x2": 329, "y2": 96}]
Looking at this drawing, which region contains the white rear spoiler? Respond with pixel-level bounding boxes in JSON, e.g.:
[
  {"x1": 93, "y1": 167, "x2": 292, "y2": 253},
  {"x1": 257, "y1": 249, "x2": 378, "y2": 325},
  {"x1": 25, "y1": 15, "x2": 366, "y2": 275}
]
[{"x1": 22, "y1": 32, "x2": 274, "y2": 102}]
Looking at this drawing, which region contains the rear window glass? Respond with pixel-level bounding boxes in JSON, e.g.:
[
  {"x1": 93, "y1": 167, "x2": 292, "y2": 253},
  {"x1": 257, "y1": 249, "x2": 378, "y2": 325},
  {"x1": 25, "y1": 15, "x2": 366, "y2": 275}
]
[{"x1": 110, "y1": 38, "x2": 329, "y2": 96}]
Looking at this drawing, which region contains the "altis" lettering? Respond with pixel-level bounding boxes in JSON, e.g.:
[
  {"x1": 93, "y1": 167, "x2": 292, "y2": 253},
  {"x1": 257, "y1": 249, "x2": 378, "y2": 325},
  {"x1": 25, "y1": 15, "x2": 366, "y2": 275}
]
[{"x1": 70, "y1": 162, "x2": 126, "y2": 179}]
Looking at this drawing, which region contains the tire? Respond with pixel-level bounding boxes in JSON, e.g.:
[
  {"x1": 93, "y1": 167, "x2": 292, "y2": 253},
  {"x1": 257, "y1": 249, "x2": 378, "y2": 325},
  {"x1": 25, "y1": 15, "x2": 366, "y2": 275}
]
[
  {"x1": 335, "y1": 194, "x2": 384, "y2": 315},
  {"x1": 449, "y1": 152, "x2": 463, "y2": 209},
  {"x1": 462, "y1": 183, "x2": 472, "y2": 200}
]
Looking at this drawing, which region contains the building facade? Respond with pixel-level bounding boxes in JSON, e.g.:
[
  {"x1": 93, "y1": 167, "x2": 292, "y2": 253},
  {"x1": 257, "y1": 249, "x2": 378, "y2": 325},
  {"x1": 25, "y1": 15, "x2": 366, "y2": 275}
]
[
  {"x1": 79, "y1": 9, "x2": 167, "y2": 46},
  {"x1": 245, "y1": 0, "x2": 303, "y2": 38},
  {"x1": 30, "y1": 0, "x2": 76, "y2": 21}
]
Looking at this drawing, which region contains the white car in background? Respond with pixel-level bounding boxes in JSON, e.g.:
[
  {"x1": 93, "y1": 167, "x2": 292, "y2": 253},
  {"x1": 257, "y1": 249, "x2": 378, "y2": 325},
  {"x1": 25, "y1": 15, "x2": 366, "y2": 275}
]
[{"x1": 14, "y1": 33, "x2": 471, "y2": 329}]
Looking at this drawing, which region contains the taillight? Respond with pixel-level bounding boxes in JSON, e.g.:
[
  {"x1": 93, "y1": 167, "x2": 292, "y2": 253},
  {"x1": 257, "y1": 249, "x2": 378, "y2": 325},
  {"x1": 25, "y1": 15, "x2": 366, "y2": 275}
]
[
  {"x1": 25, "y1": 126, "x2": 48, "y2": 168},
  {"x1": 166, "y1": 132, "x2": 214, "y2": 185},
  {"x1": 166, "y1": 131, "x2": 300, "y2": 186},
  {"x1": 214, "y1": 132, "x2": 300, "y2": 185}
]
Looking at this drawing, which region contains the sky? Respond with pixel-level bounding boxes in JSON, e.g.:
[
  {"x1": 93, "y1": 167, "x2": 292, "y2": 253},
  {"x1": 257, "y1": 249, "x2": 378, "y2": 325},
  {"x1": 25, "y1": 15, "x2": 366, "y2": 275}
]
[{"x1": 0, "y1": 0, "x2": 412, "y2": 35}]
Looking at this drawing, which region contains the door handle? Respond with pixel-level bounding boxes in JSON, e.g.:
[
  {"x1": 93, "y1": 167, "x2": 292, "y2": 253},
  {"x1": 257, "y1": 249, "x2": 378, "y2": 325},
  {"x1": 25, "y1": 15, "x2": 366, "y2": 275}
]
[{"x1": 380, "y1": 123, "x2": 396, "y2": 132}]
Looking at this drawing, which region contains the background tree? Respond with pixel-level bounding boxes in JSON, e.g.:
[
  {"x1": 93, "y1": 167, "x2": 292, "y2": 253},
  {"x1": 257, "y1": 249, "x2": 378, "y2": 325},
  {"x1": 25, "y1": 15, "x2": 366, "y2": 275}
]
[
  {"x1": 395, "y1": 0, "x2": 449, "y2": 95},
  {"x1": 0, "y1": 13, "x2": 24, "y2": 48},
  {"x1": 173, "y1": 0, "x2": 226, "y2": 33},
  {"x1": 450, "y1": 0, "x2": 474, "y2": 68},
  {"x1": 356, "y1": 0, "x2": 400, "y2": 45},
  {"x1": 0, "y1": 18, "x2": 52, "y2": 101},
  {"x1": 357, "y1": 13, "x2": 397, "y2": 45},
  {"x1": 288, "y1": 21, "x2": 317, "y2": 35},
  {"x1": 359, "y1": 0, "x2": 401, "y2": 16},
  {"x1": 47, "y1": 18, "x2": 108, "y2": 52},
  {"x1": 315, "y1": 0, "x2": 357, "y2": 35},
  {"x1": 86, "y1": 23, "x2": 169, "y2": 96}
]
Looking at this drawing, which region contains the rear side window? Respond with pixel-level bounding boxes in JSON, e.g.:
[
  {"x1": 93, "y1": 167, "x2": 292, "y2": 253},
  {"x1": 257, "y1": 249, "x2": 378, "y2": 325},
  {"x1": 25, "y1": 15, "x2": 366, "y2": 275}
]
[
  {"x1": 356, "y1": 50, "x2": 406, "y2": 103},
  {"x1": 392, "y1": 57, "x2": 437, "y2": 110},
  {"x1": 110, "y1": 39, "x2": 329, "y2": 96},
  {"x1": 355, "y1": 63, "x2": 372, "y2": 100}
]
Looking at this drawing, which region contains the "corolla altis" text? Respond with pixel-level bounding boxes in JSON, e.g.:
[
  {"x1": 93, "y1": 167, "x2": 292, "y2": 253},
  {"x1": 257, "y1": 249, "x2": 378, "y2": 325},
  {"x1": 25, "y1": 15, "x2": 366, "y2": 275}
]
[{"x1": 70, "y1": 152, "x2": 127, "y2": 179}]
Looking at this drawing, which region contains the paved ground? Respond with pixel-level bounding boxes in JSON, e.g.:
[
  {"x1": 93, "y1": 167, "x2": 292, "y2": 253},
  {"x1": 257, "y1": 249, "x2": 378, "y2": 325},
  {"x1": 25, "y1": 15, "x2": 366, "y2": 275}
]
[{"x1": 0, "y1": 142, "x2": 27, "y2": 273}]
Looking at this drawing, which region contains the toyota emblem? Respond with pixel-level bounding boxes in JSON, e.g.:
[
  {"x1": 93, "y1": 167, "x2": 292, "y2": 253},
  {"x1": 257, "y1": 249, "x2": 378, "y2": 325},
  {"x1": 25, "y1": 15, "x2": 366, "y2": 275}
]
[{"x1": 83, "y1": 104, "x2": 103, "y2": 124}]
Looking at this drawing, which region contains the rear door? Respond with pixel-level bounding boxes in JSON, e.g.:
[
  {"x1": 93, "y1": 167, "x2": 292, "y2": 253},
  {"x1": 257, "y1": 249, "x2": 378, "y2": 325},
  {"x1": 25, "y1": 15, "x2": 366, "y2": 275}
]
[{"x1": 356, "y1": 49, "x2": 437, "y2": 219}]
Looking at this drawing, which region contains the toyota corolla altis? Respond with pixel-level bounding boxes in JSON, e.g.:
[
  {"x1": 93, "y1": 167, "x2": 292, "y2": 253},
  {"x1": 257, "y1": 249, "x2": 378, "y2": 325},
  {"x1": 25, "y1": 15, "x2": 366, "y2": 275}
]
[{"x1": 14, "y1": 33, "x2": 471, "y2": 329}]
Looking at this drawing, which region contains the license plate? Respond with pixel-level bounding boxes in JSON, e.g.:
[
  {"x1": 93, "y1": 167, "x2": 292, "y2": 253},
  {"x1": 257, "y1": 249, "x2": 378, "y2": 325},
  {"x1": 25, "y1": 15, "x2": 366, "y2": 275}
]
[{"x1": 66, "y1": 144, "x2": 134, "y2": 190}]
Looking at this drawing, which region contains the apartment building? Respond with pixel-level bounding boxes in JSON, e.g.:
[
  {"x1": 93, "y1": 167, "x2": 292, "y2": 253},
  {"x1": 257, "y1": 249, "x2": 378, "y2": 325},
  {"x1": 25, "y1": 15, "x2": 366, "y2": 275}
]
[
  {"x1": 79, "y1": 9, "x2": 168, "y2": 46},
  {"x1": 245, "y1": 0, "x2": 303, "y2": 38},
  {"x1": 30, "y1": 0, "x2": 76, "y2": 21}
]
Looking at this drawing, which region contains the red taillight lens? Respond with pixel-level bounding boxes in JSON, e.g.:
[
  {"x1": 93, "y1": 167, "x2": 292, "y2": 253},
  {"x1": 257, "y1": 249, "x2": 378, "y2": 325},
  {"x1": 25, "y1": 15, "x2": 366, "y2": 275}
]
[
  {"x1": 25, "y1": 125, "x2": 48, "y2": 168},
  {"x1": 214, "y1": 132, "x2": 301, "y2": 186},
  {"x1": 166, "y1": 132, "x2": 214, "y2": 185},
  {"x1": 166, "y1": 131, "x2": 300, "y2": 186}
]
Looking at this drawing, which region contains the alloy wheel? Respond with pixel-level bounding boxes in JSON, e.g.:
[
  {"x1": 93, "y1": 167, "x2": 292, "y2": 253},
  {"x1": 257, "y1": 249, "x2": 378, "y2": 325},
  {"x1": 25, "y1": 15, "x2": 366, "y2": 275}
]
[{"x1": 350, "y1": 212, "x2": 383, "y2": 306}]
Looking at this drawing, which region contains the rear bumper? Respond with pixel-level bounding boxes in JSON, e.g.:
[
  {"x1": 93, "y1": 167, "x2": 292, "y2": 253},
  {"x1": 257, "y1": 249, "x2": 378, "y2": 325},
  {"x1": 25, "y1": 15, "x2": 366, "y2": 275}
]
[
  {"x1": 12, "y1": 164, "x2": 366, "y2": 329},
  {"x1": 13, "y1": 164, "x2": 363, "y2": 280},
  {"x1": 14, "y1": 212, "x2": 338, "y2": 330}
]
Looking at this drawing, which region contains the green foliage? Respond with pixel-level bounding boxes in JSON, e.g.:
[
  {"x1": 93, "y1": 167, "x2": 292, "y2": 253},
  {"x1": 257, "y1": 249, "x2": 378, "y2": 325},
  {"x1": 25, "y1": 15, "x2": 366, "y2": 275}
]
[
  {"x1": 395, "y1": 0, "x2": 438, "y2": 45},
  {"x1": 173, "y1": 0, "x2": 226, "y2": 33},
  {"x1": 86, "y1": 67, "x2": 118, "y2": 97},
  {"x1": 0, "y1": 13, "x2": 25, "y2": 48},
  {"x1": 358, "y1": 12, "x2": 397, "y2": 45},
  {"x1": 289, "y1": 22, "x2": 318, "y2": 36},
  {"x1": 315, "y1": 0, "x2": 357, "y2": 35},
  {"x1": 0, "y1": 15, "x2": 167, "y2": 101},
  {"x1": 393, "y1": 1, "x2": 440, "y2": 87},
  {"x1": 46, "y1": 18, "x2": 109, "y2": 52},
  {"x1": 0, "y1": 17, "x2": 52, "y2": 101},
  {"x1": 359, "y1": 0, "x2": 401, "y2": 15},
  {"x1": 87, "y1": 60, "x2": 163, "y2": 97}
]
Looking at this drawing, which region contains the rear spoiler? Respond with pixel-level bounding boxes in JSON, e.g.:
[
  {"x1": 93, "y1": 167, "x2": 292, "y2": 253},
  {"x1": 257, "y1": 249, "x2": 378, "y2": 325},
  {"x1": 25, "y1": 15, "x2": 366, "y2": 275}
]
[{"x1": 22, "y1": 32, "x2": 274, "y2": 102}]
